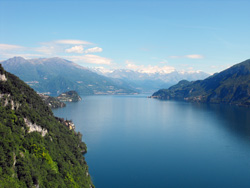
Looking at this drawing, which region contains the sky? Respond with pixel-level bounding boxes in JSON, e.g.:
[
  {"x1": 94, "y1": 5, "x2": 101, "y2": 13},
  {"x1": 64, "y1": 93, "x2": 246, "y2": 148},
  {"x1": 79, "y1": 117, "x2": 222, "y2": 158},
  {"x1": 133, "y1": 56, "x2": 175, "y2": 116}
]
[{"x1": 0, "y1": 0, "x2": 250, "y2": 74}]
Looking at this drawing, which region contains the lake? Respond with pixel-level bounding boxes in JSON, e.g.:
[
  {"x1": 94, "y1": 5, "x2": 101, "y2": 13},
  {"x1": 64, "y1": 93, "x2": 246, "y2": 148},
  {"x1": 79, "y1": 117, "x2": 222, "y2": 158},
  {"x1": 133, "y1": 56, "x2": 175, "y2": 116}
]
[{"x1": 53, "y1": 95, "x2": 250, "y2": 188}]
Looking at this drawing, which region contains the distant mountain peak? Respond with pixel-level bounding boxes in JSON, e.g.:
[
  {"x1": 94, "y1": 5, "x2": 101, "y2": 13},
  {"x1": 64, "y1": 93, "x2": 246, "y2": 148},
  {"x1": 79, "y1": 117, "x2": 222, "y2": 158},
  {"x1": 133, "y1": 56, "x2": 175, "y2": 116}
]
[
  {"x1": 4, "y1": 56, "x2": 88, "y2": 70},
  {"x1": 1, "y1": 56, "x2": 136, "y2": 95},
  {"x1": 7, "y1": 56, "x2": 27, "y2": 62},
  {"x1": 92, "y1": 67, "x2": 209, "y2": 81}
]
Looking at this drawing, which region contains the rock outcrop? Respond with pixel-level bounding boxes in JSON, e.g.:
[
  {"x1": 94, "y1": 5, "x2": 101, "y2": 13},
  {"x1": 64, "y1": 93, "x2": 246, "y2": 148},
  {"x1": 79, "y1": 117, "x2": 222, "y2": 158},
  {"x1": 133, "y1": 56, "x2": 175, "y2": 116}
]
[{"x1": 24, "y1": 118, "x2": 48, "y2": 137}]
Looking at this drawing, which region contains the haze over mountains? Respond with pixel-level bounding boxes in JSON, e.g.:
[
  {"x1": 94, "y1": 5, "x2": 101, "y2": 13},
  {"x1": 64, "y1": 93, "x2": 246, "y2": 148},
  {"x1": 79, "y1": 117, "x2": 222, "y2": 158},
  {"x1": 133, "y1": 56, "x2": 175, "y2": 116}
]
[
  {"x1": 1, "y1": 57, "x2": 209, "y2": 95},
  {"x1": 0, "y1": 57, "x2": 136, "y2": 96},
  {"x1": 152, "y1": 59, "x2": 250, "y2": 106},
  {"x1": 95, "y1": 69, "x2": 209, "y2": 93},
  {"x1": 94, "y1": 67, "x2": 209, "y2": 93}
]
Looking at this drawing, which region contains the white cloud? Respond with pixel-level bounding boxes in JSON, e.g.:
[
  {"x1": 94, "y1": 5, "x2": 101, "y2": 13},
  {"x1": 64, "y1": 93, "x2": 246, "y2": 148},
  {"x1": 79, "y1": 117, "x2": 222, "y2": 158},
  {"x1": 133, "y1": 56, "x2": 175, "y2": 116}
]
[
  {"x1": 0, "y1": 52, "x2": 45, "y2": 60},
  {"x1": 185, "y1": 54, "x2": 203, "y2": 59},
  {"x1": 55, "y1": 40, "x2": 92, "y2": 45},
  {"x1": 140, "y1": 65, "x2": 176, "y2": 74},
  {"x1": 35, "y1": 46, "x2": 56, "y2": 55},
  {"x1": 93, "y1": 66, "x2": 114, "y2": 74},
  {"x1": 126, "y1": 60, "x2": 143, "y2": 70},
  {"x1": 65, "y1": 45, "x2": 84, "y2": 54},
  {"x1": 66, "y1": 55, "x2": 111, "y2": 65},
  {"x1": 0, "y1": 40, "x2": 102, "y2": 63},
  {"x1": 169, "y1": 56, "x2": 180, "y2": 59},
  {"x1": 0, "y1": 41, "x2": 107, "y2": 63},
  {"x1": 169, "y1": 54, "x2": 204, "y2": 59},
  {"x1": 125, "y1": 61, "x2": 175, "y2": 74},
  {"x1": 0, "y1": 44, "x2": 24, "y2": 51},
  {"x1": 0, "y1": 44, "x2": 37, "y2": 59},
  {"x1": 36, "y1": 40, "x2": 96, "y2": 55},
  {"x1": 85, "y1": 47, "x2": 103, "y2": 53}
]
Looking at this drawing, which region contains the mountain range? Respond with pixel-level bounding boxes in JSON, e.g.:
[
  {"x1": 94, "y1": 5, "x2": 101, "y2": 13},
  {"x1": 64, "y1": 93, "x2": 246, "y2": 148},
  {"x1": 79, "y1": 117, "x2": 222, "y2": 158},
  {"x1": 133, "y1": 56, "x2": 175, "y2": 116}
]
[
  {"x1": 1, "y1": 57, "x2": 209, "y2": 95},
  {"x1": 0, "y1": 57, "x2": 136, "y2": 96},
  {"x1": 93, "y1": 68, "x2": 209, "y2": 93},
  {"x1": 152, "y1": 59, "x2": 250, "y2": 106}
]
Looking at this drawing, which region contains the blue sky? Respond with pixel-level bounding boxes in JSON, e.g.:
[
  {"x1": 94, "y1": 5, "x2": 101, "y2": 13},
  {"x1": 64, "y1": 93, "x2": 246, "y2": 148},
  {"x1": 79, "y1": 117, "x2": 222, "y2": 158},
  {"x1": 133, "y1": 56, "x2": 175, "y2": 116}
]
[{"x1": 0, "y1": 0, "x2": 250, "y2": 74}]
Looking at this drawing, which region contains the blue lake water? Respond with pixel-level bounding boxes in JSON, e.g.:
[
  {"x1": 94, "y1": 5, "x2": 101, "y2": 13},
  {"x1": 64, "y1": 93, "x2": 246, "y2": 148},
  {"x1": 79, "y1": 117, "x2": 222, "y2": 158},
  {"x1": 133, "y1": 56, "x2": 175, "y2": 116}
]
[{"x1": 53, "y1": 95, "x2": 250, "y2": 188}]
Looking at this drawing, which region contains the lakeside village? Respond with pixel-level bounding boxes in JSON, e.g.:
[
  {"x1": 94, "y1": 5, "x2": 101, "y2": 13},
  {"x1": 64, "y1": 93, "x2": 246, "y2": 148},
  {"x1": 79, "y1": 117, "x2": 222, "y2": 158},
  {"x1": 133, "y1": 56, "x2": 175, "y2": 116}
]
[{"x1": 55, "y1": 117, "x2": 75, "y2": 130}]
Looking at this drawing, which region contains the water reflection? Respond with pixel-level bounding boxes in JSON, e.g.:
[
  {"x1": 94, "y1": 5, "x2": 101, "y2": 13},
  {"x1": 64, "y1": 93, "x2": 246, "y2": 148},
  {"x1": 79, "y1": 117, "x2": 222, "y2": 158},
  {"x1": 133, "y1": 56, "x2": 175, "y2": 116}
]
[{"x1": 191, "y1": 103, "x2": 250, "y2": 144}]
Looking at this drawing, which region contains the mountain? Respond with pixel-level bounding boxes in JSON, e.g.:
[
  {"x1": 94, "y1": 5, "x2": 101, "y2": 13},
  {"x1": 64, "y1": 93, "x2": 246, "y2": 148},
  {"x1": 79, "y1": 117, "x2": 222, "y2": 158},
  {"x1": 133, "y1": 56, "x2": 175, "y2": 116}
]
[
  {"x1": 152, "y1": 59, "x2": 250, "y2": 106},
  {"x1": 93, "y1": 68, "x2": 209, "y2": 94},
  {"x1": 1, "y1": 57, "x2": 136, "y2": 96},
  {"x1": 0, "y1": 64, "x2": 94, "y2": 187}
]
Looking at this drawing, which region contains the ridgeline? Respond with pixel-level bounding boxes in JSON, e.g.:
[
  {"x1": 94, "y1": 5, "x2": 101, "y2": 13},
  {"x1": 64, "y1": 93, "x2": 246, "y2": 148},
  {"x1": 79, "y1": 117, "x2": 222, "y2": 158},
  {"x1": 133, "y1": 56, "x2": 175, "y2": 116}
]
[{"x1": 152, "y1": 59, "x2": 250, "y2": 106}]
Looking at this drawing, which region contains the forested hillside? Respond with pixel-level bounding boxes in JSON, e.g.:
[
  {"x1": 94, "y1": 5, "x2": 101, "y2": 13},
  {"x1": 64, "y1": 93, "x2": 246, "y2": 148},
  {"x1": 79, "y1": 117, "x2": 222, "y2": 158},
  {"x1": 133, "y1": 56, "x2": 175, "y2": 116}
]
[
  {"x1": 152, "y1": 59, "x2": 250, "y2": 106},
  {"x1": 0, "y1": 64, "x2": 94, "y2": 188}
]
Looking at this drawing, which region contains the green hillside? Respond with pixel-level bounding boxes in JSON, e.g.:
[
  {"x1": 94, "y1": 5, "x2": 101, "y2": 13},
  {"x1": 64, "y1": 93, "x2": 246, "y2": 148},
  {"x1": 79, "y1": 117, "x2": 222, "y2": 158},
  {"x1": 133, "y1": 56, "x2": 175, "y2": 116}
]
[
  {"x1": 152, "y1": 59, "x2": 250, "y2": 106},
  {"x1": 0, "y1": 64, "x2": 94, "y2": 187}
]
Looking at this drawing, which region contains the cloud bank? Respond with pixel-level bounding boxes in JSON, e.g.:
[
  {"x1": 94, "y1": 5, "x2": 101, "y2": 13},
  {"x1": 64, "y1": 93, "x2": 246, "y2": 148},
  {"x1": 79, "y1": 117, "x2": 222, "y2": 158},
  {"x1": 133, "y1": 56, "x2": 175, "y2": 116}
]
[
  {"x1": 126, "y1": 61, "x2": 176, "y2": 74},
  {"x1": 170, "y1": 54, "x2": 204, "y2": 59},
  {"x1": 65, "y1": 45, "x2": 84, "y2": 53},
  {"x1": 0, "y1": 39, "x2": 110, "y2": 65},
  {"x1": 85, "y1": 47, "x2": 103, "y2": 53},
  {"x1": 0, "y1": 40, "x2": 204, "y2": 71},
  {"x1": 55, "y1": 40, "x2": 92, "y2": 45},
  {"x1": 0, "y1": 44, "x2": 24, "y2": 51},
  {"x1": 67, "y1": 55, "x2": 111, "y2": 65}
]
